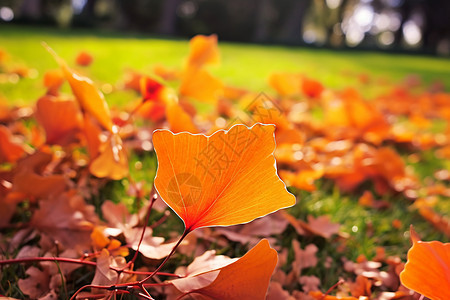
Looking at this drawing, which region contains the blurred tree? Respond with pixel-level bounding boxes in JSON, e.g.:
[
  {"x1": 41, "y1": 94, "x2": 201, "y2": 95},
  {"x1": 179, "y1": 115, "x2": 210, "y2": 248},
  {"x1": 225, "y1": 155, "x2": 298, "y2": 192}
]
[
  {"x1": 157, "y1": 0, "x2": 182, "y2": 34},
  {"x1": 1, "y1": 0, "x2": 449, "y2": 54}
]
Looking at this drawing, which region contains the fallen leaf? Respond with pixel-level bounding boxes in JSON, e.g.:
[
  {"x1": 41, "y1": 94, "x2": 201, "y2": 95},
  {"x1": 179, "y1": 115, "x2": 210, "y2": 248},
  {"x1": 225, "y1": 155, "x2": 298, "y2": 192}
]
[
  {"x1": 175, "y1": 249, "x2": 237, "y2": 278},
  {"x1": 215, "y1": 212, "x2": 289, "y2": 246},
  {"x1": 283, "y1": 213, "x2": 340, "y2": 239},
  {"x1": 171, "y1": 239, "x2": 277, "y2": 300},
  {"x1": 299, "y1": 275, "x2": 321, "y2": 293},
  {"x1": 179, "y1": 66, "x2": 223, "y2": 103},
  {"x1": 101, "y1": 200, "x2": 139, "y2": 232},
  {"x1": 266, "y1": 281, "x2": 293, "y2": 300},
  {"x1": 35, "y1": 95, "x2": 82, "y2": 146},
  {"x1": 358, "y1": 190, "x2": 391, "y2": 210},
  {"x1": 43, "y1": 69, "x2": 64, "y2": 95},
  {"x1": 186, "y1": 34, "x2": 220, "y2": 68},
  {"x1": 292, "y1": 240, "x2": 318, "y2": 274},
  {"x1": 269, "y1": 73, "x2": 300, "y2": 96},
  {"x1": 89, "y1": 129, "x2": 129, "y2": 180},
  {"x1": 30, "y1": 190, "x2": 98, "y2": 250},
  {"x1": 12, "y1": 150, "x2": 66, "y2": 201},
  {"x1": 349, "y1": 275, "x2": 371, "y2": 298},
  {"x1": 301, "y1": 76, "x2": 324, "y2": 98},
  {"x1": 153, "y1": 123, "x2": 295, "y2": 231},
  {"x1": 90, "y1": 249, "x2": 128, "y2": 296},
  {"x1": 124, "y1": 227, "x2": 178, "y2": 260},
  {"x1": 166, "y1": 100, "x2": 199, "y2": 133},
  {"x1": 140, "y1": 76, "x2": 165, "y2": 102},
  {"x1": 45, "y1": 44, "x2": 113, "y2": 131},
  {"x1": 18, "y1": 266, "x2": 50, "y2": 299},
  {"x1": 418, "y1": 206, "x2": 450, "y2": 238},
  {"x1": 0, "y1": 125, "x2": 25, "y2": 163},
  {"x1": 91, "y1": 249, "x2": 122, "y2": 286},
  {"x1": 400, "y1": 239, "x2": 450, "y2": 300}
]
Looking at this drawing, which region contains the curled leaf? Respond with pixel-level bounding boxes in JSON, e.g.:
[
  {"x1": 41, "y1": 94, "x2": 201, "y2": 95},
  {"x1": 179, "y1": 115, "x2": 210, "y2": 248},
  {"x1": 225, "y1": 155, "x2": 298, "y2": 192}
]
[
  {"x1": 44, "y1": 43, "x2": 113, "y2": 132},
  {"x1": 171, "y1": 239, "x2": 277, "y2": 300}
]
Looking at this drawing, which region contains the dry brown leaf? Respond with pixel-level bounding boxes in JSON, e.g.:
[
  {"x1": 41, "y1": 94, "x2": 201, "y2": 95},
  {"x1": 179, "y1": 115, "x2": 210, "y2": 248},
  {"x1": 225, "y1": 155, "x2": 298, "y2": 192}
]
[
  {"x1": 18, "y1": 266, "x2": 50, "y2": 299},
  {"x1": 292, "y1": 240, "x2": 318, "y2": 274},
  {"x1": 299, "y1": 275, "x2": 321, "y2": 293},
  {"x1": 12, "y1": 150, "x2": 67, "y2": 201},
  {"x1": 124, "y1": 227, "x2": 178, "y2": 260},
  {"x1": 175, "y1": 250, "x2": 237, "y2": 278},
  {"x1": 31, "y1": 190, "x2": 98, "y2": 250}
]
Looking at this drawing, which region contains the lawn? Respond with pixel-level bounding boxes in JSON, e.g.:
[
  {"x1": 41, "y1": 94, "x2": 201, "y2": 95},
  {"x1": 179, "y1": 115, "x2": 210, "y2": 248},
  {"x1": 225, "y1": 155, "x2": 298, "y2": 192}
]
[
  {"x1": 0, "y1": 25, "x2": 449, "y2": 299},
  {"x1": 1, "y1": 25, "x2": 450, "y2": 105}
]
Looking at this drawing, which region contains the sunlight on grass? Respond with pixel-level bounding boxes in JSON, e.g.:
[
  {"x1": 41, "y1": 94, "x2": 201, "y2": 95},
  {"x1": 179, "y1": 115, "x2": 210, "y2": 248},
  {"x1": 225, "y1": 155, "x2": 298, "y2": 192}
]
[{"x1": 1, "y1": 25, "x2": 449, "y2": 107}]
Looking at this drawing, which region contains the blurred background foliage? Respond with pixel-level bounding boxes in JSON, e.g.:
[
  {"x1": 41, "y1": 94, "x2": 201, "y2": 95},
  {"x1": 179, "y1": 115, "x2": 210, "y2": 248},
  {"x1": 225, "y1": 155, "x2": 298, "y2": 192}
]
[{"x1": 1, "y1": 0, "x2": 449, "y2": 56}]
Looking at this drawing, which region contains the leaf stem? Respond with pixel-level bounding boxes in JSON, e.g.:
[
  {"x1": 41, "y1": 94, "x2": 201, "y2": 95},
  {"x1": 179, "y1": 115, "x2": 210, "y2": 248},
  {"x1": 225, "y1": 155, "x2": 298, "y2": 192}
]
[
  {"x1": 117, "y1": 193, "x2": 158, "y2": 274},
  {"x1": 0, "y1": 256, "x2": 181, "y2": 277},
  {"x1": 139, "y1": 228, "x2": 190, "y2": 285},
  {"x1": 320, "y1": 279, "x2": 345, "y2": 300}
]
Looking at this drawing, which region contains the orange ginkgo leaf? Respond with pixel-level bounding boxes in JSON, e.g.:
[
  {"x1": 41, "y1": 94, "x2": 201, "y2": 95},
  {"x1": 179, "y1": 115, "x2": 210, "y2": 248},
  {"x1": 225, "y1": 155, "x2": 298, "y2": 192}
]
[
  {"x1": 268, "y1": 73, "x2": 300, "y2": 96},
  {"x1": 35, "y1": 95, "x2": 83, "y2": 146},
  {"x1": 179, "y1": 66, "x2": 223, "y2": 103},
  {"x1": 0, "y1": 125, "x2": 25, "y2": 163},
  {"x1": 44, "y1": 44, "x2": 113, "y2": 132},
  {"x1": 140, "y1": 76, "x2": 165, "y2": 102},
  {"x1": 89, "y1": 128, "x2": 129, "y2": 180},
  {"x1": 186, "y1": 34, "x2": 220, "y2": 68},
  {"x1": 166, "y1": 100, "x2": 199, "y2": 134},
  {"x1": 43, "y1": 69, "x2": 64, "y2": 95},
  {"x1": 301, "y1": 76, "x2": 324, "y2": 99},
  {"x1": 400, "y1": 239, "x2": 450, "y2": 300},
  {"x1": 153, "y1": 123, "x2": 295, "y2": 231},
  {"x1": 171, "y1": 239, "x2": 277, "y2": 300}
]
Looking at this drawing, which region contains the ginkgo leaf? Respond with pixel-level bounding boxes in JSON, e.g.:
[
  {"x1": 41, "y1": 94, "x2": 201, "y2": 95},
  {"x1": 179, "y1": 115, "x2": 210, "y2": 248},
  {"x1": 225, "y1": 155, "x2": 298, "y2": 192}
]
[
  {"x1": 31, "y1": 190, "x2": 98, "y2": 250},
  {"x1": 166, "y1": 100, "x2": 199, "y2": 133},
  {"x1": 44, "y1": 44, "x2": 113, "y2": 132},
  {"x1": 186, "y1": 34, "x2": 220, "y2": 68},
  {"x1": 90, "y1": 248, "x2": 128, "y2": 297},
  {"x1": 35, "y1": 95, "x2": 82, "y2": 146},
  {"x1": 83, "y1": 114, "x2": 103, "y2": 159},
  {"x1": 12, "y1": 150, "x2": 66, "y2": 200},
  {"x1": 400, "y1": 240, "x2": 450, "y2": 300},
  {"x1": 140, "y1": 76, "x2": 164, "y2": 102},
  {"x1": 171, "y1": 239, "x2": 277, "y2": 300},
  {"x1": 268, "y1": 73, "x2": 300, "y2": 96},
  {"x1": 301, "y1": 76, "x2": 324, "y2": 98},
  {"x1": 89, "y1": 129, "x2": 129, "y2": 180},
  {"x1": 43, "y1": 69, "x2": 64, "y2": 95},
  {"x1": 0, "y1": 125, "x2": 25, "y2": 163},
  {"x1": 179, "y1": 66, "x2": 223, "y2": 103},
  {"x1": 153, "y1": 123, "x2": 295, "y2": 231},
  {"x1": 18, "y1": 266, "x2": 50, "y2": 299}
]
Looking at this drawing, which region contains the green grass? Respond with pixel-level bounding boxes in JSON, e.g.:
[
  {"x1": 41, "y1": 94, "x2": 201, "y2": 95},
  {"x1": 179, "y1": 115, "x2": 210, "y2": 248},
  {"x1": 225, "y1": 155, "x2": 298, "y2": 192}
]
[
  {"x1": 1, "y1": 24, "x2": 450, "y2": 107},
  {"x1": 1, "y1": 24, "x2": 449, "y2": 298}
]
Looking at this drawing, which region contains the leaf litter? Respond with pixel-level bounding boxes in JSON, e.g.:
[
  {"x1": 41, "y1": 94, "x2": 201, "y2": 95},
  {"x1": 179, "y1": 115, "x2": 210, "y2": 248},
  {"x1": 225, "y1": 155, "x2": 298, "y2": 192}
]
[{"x1": 0, "y1": 35, "x2": 449, "y2": 299}]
